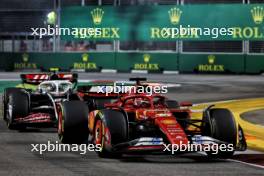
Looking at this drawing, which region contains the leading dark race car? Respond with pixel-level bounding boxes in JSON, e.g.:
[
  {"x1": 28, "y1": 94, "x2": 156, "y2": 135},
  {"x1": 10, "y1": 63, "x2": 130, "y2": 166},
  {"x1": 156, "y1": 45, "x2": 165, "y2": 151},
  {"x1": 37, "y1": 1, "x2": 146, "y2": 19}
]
[
  {"x1": 2, "y1": 72, "x2": 81, "y2": 130},
  {"x1": 58, "y1": 78, "x2": 247, "y2": 158}
]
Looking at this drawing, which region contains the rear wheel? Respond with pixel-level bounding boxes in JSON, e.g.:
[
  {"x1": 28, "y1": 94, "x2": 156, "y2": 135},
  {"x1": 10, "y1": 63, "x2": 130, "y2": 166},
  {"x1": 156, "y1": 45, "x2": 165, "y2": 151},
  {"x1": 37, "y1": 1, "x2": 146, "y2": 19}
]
[
  {"x1": 59, "y1": 101, "x2": 89, "y2": 144},
  {"x1": 6, "y1": 90, "x2": 29, "y2": 130},
  {"x1": 94, "y1": 109, "x2": 128, "y2": 158},
  {"x1": 203, "y1": 108, "x2": 237, "y2": 158}
]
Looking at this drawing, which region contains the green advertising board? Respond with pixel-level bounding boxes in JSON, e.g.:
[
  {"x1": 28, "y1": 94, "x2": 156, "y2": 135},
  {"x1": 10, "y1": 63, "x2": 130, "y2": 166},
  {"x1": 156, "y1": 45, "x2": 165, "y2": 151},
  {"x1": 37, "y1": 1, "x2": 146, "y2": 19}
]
[
  {"x1": 0, "y1": 52, "x2": 178, "y2": 72},
  {"x1": 0, "y1": 53, "x2": 115, "y2": 71},
  {"x1": 61, "y1": 4, "x2": 264, "y2": 41},
  {"x1": 115, "y1": 53, "x2": 178, "y2": 72},
  {"x1": 245, "y1": 55, "x2": 264, "y2": 74},
  {"x1": 2, "y1": 52, "x2": 264, "y2": 74},
  {"x1": 179, "y1": 54, "x2": 245, "y2": 73}
]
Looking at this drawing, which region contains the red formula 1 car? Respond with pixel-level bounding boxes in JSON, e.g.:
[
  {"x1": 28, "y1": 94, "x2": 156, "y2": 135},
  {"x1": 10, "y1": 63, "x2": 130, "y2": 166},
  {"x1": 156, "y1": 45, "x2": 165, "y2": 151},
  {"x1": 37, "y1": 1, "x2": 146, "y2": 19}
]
[
  {"x1": 2, "y1": 72, "x2": 80, "y2": 130},
  {"x1": 58, "y1": 79, "x2": 247, "y2": 158}
]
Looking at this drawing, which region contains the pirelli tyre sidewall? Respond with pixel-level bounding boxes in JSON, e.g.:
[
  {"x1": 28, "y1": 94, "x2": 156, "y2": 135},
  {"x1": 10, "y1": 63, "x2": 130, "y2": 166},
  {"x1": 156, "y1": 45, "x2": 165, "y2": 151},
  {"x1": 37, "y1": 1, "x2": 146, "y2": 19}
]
[
  {"x1": 206, "y1": 108, "x2": 237, "y2": 158},
  {"x1": 59, "y1": 100, "x2": 89, "y2": 144},
  {"x1": 3, "y1": 88, "x2": 22, "y2": 120},
  {"x1": 94, "y1": 109, "x2": 128, "y2": 158},
  {"x1": 6, "y1": 89, "x2": 29, "y2": 129}
]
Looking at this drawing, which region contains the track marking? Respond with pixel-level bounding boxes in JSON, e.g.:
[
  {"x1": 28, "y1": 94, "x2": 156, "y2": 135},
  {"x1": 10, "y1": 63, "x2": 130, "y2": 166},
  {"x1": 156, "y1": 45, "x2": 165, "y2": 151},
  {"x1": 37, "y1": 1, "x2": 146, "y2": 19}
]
[
  {"x1": 227, "y1": 159, "x2": 264, "y2": 169},
  {"x1": 193, "y1": 99, "x2": 238, "y2": 106},
  {"x1": 199, "y1": 150, "x2": 264, "y2": 169}
]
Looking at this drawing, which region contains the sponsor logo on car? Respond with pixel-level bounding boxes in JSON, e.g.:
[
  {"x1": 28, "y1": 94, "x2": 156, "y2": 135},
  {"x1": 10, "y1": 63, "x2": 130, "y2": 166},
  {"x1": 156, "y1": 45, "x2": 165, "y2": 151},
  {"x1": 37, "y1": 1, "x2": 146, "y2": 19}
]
[{"x1": 162, "y1": 119, "x2": 176, "y2": 125}]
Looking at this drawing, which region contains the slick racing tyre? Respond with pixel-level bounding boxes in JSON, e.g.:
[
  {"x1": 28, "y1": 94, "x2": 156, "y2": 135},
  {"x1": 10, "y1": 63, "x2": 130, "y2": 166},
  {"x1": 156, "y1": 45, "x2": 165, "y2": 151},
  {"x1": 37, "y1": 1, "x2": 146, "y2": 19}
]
[
  {"x1": 204, "y1": 108, "x2": 237, "y2": 158},
  {"x1": 6, "y1": 89, "x2": 29, "y2": 130},
  {"x1": 59, "y1": 101, "x2": 89, "y2": 144},
  {"x1": 3, "y1": 88, "x2": 22, "y2": 120},
  {"x1": 94, "y1": 109, "x2": 128, "y2": 158}
]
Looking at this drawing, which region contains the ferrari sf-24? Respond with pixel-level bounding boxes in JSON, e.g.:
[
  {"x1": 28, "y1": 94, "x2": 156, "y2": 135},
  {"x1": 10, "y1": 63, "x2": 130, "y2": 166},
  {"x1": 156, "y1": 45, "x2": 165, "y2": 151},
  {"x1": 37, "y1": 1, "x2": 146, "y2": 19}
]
[{"x1": 58, "y1": 78, "x2": 247, "y2": 158}]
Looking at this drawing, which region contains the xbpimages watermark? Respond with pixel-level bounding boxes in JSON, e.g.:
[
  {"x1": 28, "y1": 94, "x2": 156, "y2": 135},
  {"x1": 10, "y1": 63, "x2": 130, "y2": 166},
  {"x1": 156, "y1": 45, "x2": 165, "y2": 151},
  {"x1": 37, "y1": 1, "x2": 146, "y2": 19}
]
[
  {"x1": 31, "y1": 25, "x2": 102, "y2": 38},
  {"x1": 97, "y1": 83, "x2": 168, "y2": 96},
  {"x1": 163, "y1": 141, "x2": 234, "y2": 154},
  {"x1": 31, "y1": 141, "x2": 101, "y2": 155}
]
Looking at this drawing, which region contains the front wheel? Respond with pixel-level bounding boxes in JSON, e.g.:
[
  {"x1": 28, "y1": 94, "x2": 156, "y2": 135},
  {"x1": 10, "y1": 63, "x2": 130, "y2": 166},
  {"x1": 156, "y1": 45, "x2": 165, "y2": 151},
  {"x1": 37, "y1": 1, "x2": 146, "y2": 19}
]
[
  {"x1": 203, "y1": 108, "x2": 237, "y2": 158},
  {"x1": 6, "y1": 90, "x2": 29, "y2": 130},
  {"x1": 94, "y1": 109, "x2": 128, "y2": 158},
  {"x1": 94, "y1": 119, "x2": 113, "y2": 157},
  {"x1": 3, "y1": 88, "x2": 22, "y2": 120}
]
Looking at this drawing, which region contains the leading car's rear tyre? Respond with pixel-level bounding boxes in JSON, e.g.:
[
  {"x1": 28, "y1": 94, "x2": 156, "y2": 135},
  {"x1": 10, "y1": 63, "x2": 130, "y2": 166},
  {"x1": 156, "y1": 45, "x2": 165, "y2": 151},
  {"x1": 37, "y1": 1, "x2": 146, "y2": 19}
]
[
  {"x1": 59, "y1": 101, "x2": 89, "y2": 144},
  {"x1": 204, "y1": 108, "x2": 237, "y2": 158},
  {"x1": 6, "y1": 90, "x2": 29, "y2": 130},
  {"x1": 94, "y1": 109, "x2": 128, "y2": 158}
]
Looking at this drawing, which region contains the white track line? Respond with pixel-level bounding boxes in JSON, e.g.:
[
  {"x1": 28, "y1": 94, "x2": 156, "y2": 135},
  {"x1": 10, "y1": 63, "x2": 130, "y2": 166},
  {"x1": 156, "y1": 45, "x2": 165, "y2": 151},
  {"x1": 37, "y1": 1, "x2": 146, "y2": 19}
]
[
  {"x1": 199, "y1": 150, "x2": 264, "y2": 169},
  {"x1": 193, "y1": 99, "x2": 237, "y2": 106},
  {"x1": 228, "y1": 150, "x2": 264, "y2": 169},
  {"x1": 235, "y1": 150, "x2": 264, "y2": 155},
  {"x1": 227, "y1": 159, "x2": 264, "y2": 169}
]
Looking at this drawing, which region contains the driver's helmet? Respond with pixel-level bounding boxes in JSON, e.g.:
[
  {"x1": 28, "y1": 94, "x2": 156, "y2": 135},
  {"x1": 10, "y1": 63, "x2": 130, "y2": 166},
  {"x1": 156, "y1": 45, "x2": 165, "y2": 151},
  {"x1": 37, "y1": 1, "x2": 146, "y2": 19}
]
[
  {"x1": 134, "y1": 98, "x2": 150, "y2": 108},
  {"x1": 154, "y1": 98, "x2": 165, "y2": 108}
]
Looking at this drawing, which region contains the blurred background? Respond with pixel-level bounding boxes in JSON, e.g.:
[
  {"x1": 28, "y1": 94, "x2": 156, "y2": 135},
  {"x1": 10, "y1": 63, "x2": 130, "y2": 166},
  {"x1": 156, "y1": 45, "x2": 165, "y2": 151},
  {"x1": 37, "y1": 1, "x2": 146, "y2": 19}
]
[{"x1": 0, "y1": 0, "x2": 264, "y2": 73}]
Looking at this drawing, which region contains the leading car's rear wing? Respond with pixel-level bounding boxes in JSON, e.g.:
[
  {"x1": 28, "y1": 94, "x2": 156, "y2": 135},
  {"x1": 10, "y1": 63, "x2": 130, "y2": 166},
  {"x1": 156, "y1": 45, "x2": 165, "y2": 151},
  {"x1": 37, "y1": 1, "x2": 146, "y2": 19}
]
[
  {"x1": 77, "y1": 81, "x2": 136, "y2": 97},
  {"x1": 20, "y1": 73, "x2": 78, "y2": 85}
]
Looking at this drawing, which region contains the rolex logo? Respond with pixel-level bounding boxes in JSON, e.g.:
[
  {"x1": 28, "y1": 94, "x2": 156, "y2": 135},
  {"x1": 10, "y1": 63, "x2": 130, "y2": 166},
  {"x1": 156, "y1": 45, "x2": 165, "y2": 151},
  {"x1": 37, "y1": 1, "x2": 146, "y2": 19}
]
[
  {"x1": 143, "y1": 54, "x2": 150, "y2": 63},
  {"x1": 82, "y1": 53, "x2": 89, "y2": 62},
  {"x1": 208, "y1": 55, "x2": 215, "y2": 64},
  {"x1": 251, "y1": 6, "x2": 264, "y2": 24},
  {"x1": 168, "y1": 7, "x2": 182, "y2": 25},
  {"x1": 91, "y1": 8, "x2": 104, "y2": 25},
  {"x1": 22, "y1": 53, "x2": 29, "y2": 62}
]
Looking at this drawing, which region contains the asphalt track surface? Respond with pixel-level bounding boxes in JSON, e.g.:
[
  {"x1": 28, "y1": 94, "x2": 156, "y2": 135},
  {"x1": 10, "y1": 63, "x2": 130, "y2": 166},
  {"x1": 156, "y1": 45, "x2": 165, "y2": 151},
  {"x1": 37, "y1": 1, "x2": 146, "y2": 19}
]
[{"x1": 0, "y1": 72, "x2": 263, "y2": 176}]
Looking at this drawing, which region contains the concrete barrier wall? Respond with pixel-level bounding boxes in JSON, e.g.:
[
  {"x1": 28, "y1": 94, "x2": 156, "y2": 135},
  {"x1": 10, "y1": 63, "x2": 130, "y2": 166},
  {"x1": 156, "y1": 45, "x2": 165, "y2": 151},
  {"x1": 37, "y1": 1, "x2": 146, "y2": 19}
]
[{"x1": 0, "y1": 52, "x2": 262, "y2": 74}]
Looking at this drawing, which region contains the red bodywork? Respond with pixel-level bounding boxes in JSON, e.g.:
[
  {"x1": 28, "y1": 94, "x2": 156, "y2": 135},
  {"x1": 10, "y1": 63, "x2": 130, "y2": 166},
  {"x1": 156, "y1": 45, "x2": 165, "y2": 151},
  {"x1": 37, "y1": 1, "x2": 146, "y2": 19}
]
[
  {"x1": 88, "y1": 92, "x2": 192, "y2": 152},
  {"x1": 14, "y1": 113, "x2": 52, "y2": 124}
]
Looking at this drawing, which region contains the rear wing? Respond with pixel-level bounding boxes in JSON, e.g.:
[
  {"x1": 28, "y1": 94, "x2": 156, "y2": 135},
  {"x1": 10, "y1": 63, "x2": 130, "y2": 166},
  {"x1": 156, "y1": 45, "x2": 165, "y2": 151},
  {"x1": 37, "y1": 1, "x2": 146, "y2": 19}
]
[
  {"x1": 129, "y1": 77, "x2": 147, "y2": 85},
  {"x1": 20, "y1": 73, "x2": 78, "y2": 85}
]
